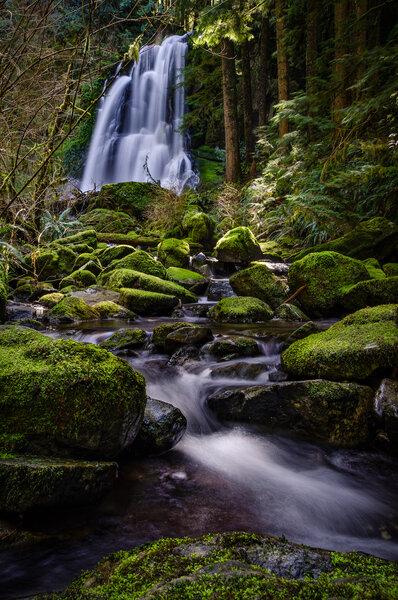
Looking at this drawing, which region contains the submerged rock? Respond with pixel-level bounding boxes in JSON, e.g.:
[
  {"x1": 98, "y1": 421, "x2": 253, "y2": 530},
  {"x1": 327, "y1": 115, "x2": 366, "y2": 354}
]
[
  {"x1": 208, "y1": 380, "x2": 374, "y2": 446},
  {"x1": 130, "y1": 397, "x2": 187, "y2": 455},
  {"x1": 207, "y1": 279, "x2": 235, "y2": 301},
  {"x1": 230, "y1": 263, "x2": 287, "y2": 308},
  {"x1": 0, "y1": 326, "x2": 146, "y2": 459},
  {"x1": 208, "y1": 296, "x2": 273, "y2": 323},
  {"x1": 214, "y1": 226, "x2": 262, "y2": 265},
  {"x1": 152, "y1": 322, "x2": 198, "y2": 351},
  {"x1": 0, "y1": 456, "x2": 117, "y2": 513}
]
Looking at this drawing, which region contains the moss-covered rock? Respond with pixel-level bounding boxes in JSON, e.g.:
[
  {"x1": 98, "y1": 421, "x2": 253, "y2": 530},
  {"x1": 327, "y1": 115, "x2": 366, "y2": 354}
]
[
  {"x1": 208, "y1": 380, "x2": 374, "y2": 446},
  {"x1": 362, "y1": 257, "x2": 386, "y2": 280},
  {"x1": 73, "y1": 253, "x2": 102, "y2": 275},
  {"x1": 130, "y1": 397, "x2": 187, "y2": 456},
  {"x1": 157, "y1": 238, "x2": 190, "y2": 268},
  {"x1": 0, "y1": 457, "x2": 117, "y2": 513},
  {"x1": 100, "y1": 329, "x2": 147, "y2": 352},
  {"x1": 53, "y1": 229, "x2": 98, "y2": 250},
  {"x1": 67, "y1": 243, "x2": 94, "y2": 255},
  {"x1": 101, "y1": 269, "x2": 197, "y2": 303},
  {"x1": 96, "y1": 181, "x2": 156, "y2": 218},
  {"x1": 92, "y1": 301, "x2": 132, "y2": 319},
  {"x1": 119, "y1": 288, "x2": 179, "y2": 316},
  {"x1": 164, "y1": 326, "x2": 213, "y2": 352},
  {"x1": 275, "y1": 303, "x2": 309, "y2": 321},
  {"x1": 182, "y1": 211, "x2": 215, "y2": 245},
  {"x1": 40, "y1": 531, "x2": 398, "y2": 600},
  {"x1": 60, "y1": 269, "x2": 97, "y2": 290},
  {"x1": 214, "y1": 226, "x2": 262, "y2": 264},
  {"x1": 374, "y1": 378, "x2": 398, "y2": 453},
  {"x1": 209, "y1": 296, "x2": 273, "y2": 323},
  {"x1": 46, "y1": 296, "x2": 100, "y2": 323},
  {"x1": 25, "y1": 247, "x2": 76, "y2": 282},
  {"x1": 152, "y1": 322, "x2": 197, "y2": 351},
  {"x1": 291, "y1": 217, "x2": 398, "y2": 262},
  {"x1": 281, "y1": 305, "x2": 398, "y2": 381},
  {"x1": 383, "y1": 263, "x2": 398, "y2": 277},
  {"x1": 288, "y1": 251, "x2": 370, "y2": 316},
  {"x1": 98, "y1": 244, "x2": 136, "y2": 267},
  {"x1": 79, "y1": 209, "x2": 137, "y2": 234},
  {"x1": 166, "y1": 266, "x2": 207, "y2": 293},
  {"x1": 202, "y1": 336, "x2": 259, "y2": 359},
  {"x1": 230, "y1": 263, "x2": 287, "y2": 308},
  {"x1": 0, "y1": 265, "x2": 7, "y2": 322},
  {"x1": 102, "y1": 250, "x2": 167, "y2": 279},
  {"x1": 340, "y1": 276, "x2": 398, "y2": 313},
  {"x1": 39, "y1": 292, "x2": 64, "y2": 308},
  {"x1": 0, "y1": 326, "x2": 146, "y2": 458}
]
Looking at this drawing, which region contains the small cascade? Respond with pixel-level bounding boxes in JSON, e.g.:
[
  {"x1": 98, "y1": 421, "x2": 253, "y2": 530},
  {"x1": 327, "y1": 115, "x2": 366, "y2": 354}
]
[{"x1": 81, "y1": 34, "x2": 198, "y2": 194}]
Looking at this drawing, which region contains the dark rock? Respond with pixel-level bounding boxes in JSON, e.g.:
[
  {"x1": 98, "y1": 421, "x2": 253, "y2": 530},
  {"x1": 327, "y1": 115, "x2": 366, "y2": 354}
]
[
  {"x1": 207, "y1": 279, "x2": 235, "y2": 301},
  {"x1": 168, "y1": 345, "x2": 201, "y2": 367},
  {"x1": 100, "y1": 328, "x2": 147, "y2": 352},
  {"x1": 202, "y1": 336, "x2": 259, "y2": 360},
  {"x1": 165, "y1": 326, "x2": 213, "y2": 351},
  {"x1": 211, "y1": 362, "x2": 269, "y2": 380},
  {"x1": 374, "y1": 378, "x2": 398, "y2": 453},
  {"x1": 275, "y1": 303, "x2": 309, "y2": 321},
  {"x1": 130, "y1": 397, "x2": 187, "y2": 455}
]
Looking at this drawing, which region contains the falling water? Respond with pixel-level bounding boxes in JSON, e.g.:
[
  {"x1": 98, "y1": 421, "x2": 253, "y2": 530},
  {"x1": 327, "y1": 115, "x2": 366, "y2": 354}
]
[{"x1": 80, "y1": 34, "x2": 198, "y2": 193}]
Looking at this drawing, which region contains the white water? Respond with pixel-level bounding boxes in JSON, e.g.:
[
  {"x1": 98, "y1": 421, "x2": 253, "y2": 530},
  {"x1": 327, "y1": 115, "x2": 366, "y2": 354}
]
[{"x1": 81, "y1": 34, "x2": 197, "y2": 193}]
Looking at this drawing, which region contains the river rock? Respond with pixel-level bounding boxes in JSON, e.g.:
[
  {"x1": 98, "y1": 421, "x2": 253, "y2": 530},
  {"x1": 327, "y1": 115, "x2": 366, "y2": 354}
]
[
  {"x1": 157, "y1": 238, "x2": 190, "y2": 268},
  {"x1": 230, "y1": 263, "x2": 287, "y2": 308},
  {"x1": 374, "y1": 378, "x2": 398, "y2": 453},
  {"x1": 168, "y1": 345, "x2": 200, "y2": 367},
  {"x1": 101, "y1": 250, "x2": 167, "y2": 279},
  {"x1": 152, "y1": 322, "x2": 200, "y2": 351},
  {"x1": 207, "y1": 380, "x2": 374, "y2": 446},
  {"x1": 207, "y1": 279, "x2": 235, "y2": 301},
  {"x1": 165, "y1": 326, "x2": 213, "y2": 350},
  {"x1": 211, "y1": 362, "x2": 269, "y2": 380},
  {"x1": 0, "y1": 457, "x2": 117, "y2": 513},
  {"x1": 274, "y1": 303, "x2": 309, "y2": 321},
  {"x1": 45, "y1": 296, "x2": 100, "y2": 323},
  {"x1": 201, "y1": 336, "x2": 259, "y2": 360},
  {"x1": 214, "y1": 227, "x2": 262, "y2": 265},
  {"x1": 281, "y1": 304, "x2": 398, "y2": 381},
  {"x1": 340, "y1": 276, "x2": 398, "y2": 313},
  {"x1": 100, "y1": 328, "x2": 147, "y2": 353},
  {"x1": 69, "y1": 285, "x2": 121, "y2": 305},
  {"x1": 208, "y1": 296, "x2": 273, "y2": 323},
  {"x1": 130, "y1": 397, "x2": 187, "y2": 455},
  {"x1": 166, "y1": 267, "x2": 207, "y2": 294},
  {"x1": 0, "y1": 325, "x2": 146, "y2": 459},
  {"x1": 119, "y1": 288, "x2": 179, "y2": 316},
  {"x1": 98, "y1": 244, "x2": 136, "y2": 267}
]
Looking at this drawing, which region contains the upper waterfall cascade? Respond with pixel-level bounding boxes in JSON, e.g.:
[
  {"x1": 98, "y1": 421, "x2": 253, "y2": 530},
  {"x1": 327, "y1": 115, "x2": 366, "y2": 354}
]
[{"x1": 80, "y1": 34, "x2": 197, "y2": 193}]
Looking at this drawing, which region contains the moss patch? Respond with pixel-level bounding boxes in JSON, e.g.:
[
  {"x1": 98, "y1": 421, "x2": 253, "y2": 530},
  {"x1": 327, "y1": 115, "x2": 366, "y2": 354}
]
[
  {"x1": 60, "y1": 269, "x2": 97, "y2": 290},
  {"x1": 103, "y1": 250, "x2": 167, "y2": 279},
  {"x1": 214, "y1": 226, "x2": 262, "y2": 264},
  {"x1": 157, "y1": 238, "x2": 190, "y2": 268},
  {"x1": 230, "y1": 263, "x2": 287, "y2": 309},
  {"x1": 100, "y1": 329, "x2": 147, "y2": 352},
  {"x1": 340, "y1": 276, "x2": 398, "y2": 313},
  {"x1": 101, "y1": 269, "x2": 197, "y2": 303},
  {"x1": 119, "y1": 288, "x2": 179, "y2": 316},
  {"x1": 96, "y1": 182, "x2": 156, "y2": 218},
  {"x1": 47, "y1": 297, "x2": 100, "y2": 322},
  {"x1": 79, "y1": 209, "x2": 137, "y2": 234},
  {"x1": 209, "y1": 296, "x2": 273, "y2": 323},
  {"x1": 39, "y1": 292, "x2": 65, "y2": 308}
]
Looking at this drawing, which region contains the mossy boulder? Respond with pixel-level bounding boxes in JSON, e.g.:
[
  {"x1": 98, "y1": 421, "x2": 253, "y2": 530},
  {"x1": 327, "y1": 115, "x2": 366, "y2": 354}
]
[
  {"x1": 208, "y1": 380, "x2": 374, "y2": 446},
  {"x1": 383, "y1": 263, "x2": 398, "y2": 277},
  {"x1": 60, "y1": 269, "x2": 97, "y2": 290},
  {"x1": 53, "y1": 229, "x2": 98, "y2": 250},
  {"x1": 202, "y1": 336, "x2": 259, "y2": 360},
  {"x1": 92, "y1": 301, "x2": 132, "y2": 319},
  {"x1": 152, "y1": 322, "x2": 198, "y2": 351},
  {"x1": 39, "y1": 292, "x2": 64, "y2": 308},
  {"x1": 230, "y1": 263, "x2": 287, "y2": 309},
  {"x1": 166, "y1": 266, "x2": 207, "y2": 293},
  {"x1": 43, "y1": 531, "x2": 398, "y2": 600},
  {"x1": 0, "y1": 326, "x2": 146, "y2": 458},
  {"x1": 288, "y1": 251, "x2": 370, "y2": 316},
  {"x1": 209, "y1": 296, "x2": 273, "y2": 323},
  {"x1": 46, "y1": 297, "x2": 100, "y2": 323},
  {"x1": 275, "y1": 303, "x2": 309, "y2": 321},
  {"x1": 96, "y1": 181, "x2": 156, "y2": 218},
  {"x1": 119, "y1": 288, "x2": 179, "y2": 316},
  {"x1": 100, "y1": 329, "x2": 147, "y2": 352},
  {"x1": 102, "y1": 250, "x2": 167, "y2": 279},
  {"x1": 0, "y1": 265, "x2": 7, "y2": 322},
  {"x1": 291, "y1": 217, "x2": 398, "y2": 262},
  {"x1": 157, "y1": 238, "x2": 190, "y2": 268},
  {"x1": 25, "y1": 247, "x2": 76, "y2": 282},
  {"x1": 98, "y1": 245, "x2": 136, "y2": 267},
  {"x1": 0, "y1": 457, "x2": 117, "y2": 513},
  {"x1": 340, "y1": 276, "x2": 398, "y2": 313},
  {"x1": 281, "y1": 305, "x2": 398, "y2": 381},
  {"x1": 101, "y1": 269, "x2": 197, "y2": 303},
  {"x1": 362, "y1": 257, "x2": 386, "y2": 280},
  {"x1": 131, "y1": 398, "x2": 187, "y2": 456},
  {"x1": 79, "y1": 209, "x2": 137, "y2": 234},
  {"x1": 214, "y1": 226, "x2": 262, "y2": 265},
  {"x1": 164, "y1": 326, "x2": 213, "y2": 352},
  {"x1": 73, "y1": 253, "x2": 102, "y2": 275},
  {"x1": 182, "y1": 211, "x2": 215, "y2": 245}
]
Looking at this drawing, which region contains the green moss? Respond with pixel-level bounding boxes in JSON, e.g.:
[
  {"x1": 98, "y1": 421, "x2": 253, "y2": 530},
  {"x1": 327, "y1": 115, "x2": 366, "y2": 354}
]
[
  {"x1": 98, "y1": 245, "x2": 136, "y2": 267},
  {"x1": 340, "y1": 276, "x2": 398, "y2": 313},
  {"x1": 182, "y1": 211, "x2": 215, "y2": 245},
  {"x1": 230, "y1": 264, "x2": 287, "y2": 309},
  {"x1": 119, "y1": 288, "x2": 179, "y2": 316},
  {"x1": 39, "y1": 292, "x2": 65, "y2": 308},
  {"x1": 60, "y1": 269, "x2": 97, "y2": 290},
  {"x1": 214, "y1": 226, "x2": 262, "y2": 264},
  {"x1": 67, "y1": 243, "x2": 94, "y2": 255},
  {"x1": 92, "y1": 301, "x2": 131, "y2": 318},
  {"x1": 0, "y1": 265, "x2": 7, "y2": 322},
  {"x1": 275, "y1": 303, "x2": 309, "y2": 321},
  {"x1": 25, "y1": 247, "x2": 76, "y2": 282},
  {"x1": 100, "y1": 329, "x2": 147, "y2": 351},
  {"x1": 281, "y1": 304, "x2": 398, "y2": 381},
  {"x1": 53, "y1": 229, "x2": 98, "y2": 249},
  {"x1": 203, "y1": 336, "x2": 259, "y2": 359},
  {"x1": 383, "y1": 263, "x2": 398, "y2": 277},
  {"x1": 102, "y1": 250, "x2": 167, "y2": 279},
  {"x1": 47, "y1": 296, "x2": 100, "y2": 322},
  {"x1": 209, "y1": 296, "x2": 274, "y2": 323},
  {"x1": 288, "y1": 251, "x2": 370, "y2": 316},
  {"x1": 152, "y1": 322, "x2": 197, "y2": 350},
  {"x1": 96, "y1": 182, "x2": 156, "y2": 218},
  {"x1": 362, "y1": 257, "x2": 386, "y2": 280},
  {"x1": 157, "y1": 238, "x2": 190, "y2": 268},
  {"x1": 102, "y1": 269, "x2": 197, "y2": 303},
  {"x1": 0, "y1": 325, "x2": 146, "y2": 458},
  {"x1": 166, "y1": 267, "x2": 204, "y2": 281},
  {"x1": 79, "y1": 209, "x2": 137, "y2": 234}
]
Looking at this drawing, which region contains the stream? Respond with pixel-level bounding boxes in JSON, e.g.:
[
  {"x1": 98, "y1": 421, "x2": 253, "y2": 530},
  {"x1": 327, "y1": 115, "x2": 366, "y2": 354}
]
[{"x1": 1, "y1": 313, "x2": 398, "y2": 599}]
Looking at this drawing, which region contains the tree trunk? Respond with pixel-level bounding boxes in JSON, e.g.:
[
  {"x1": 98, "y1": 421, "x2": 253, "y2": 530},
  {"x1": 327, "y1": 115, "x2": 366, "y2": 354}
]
[
  {"x1": 356, "y1": 0, "x2": 367, "y2": 84},
  {"x1": 241, "y1": 40, "x2": 254, "y2": 164},
  {"x1": 221, "y1": 37, "x2": 241, "y2": 182},
  {"x1": 275, "y1": 0, "x2": 289, "y2": 137},
  {"x1": 306, "y1": 0, "x2": 318, "y2": 94},
  {"x1": 332, "y1": 0, "x2": 349, "y2": 123},
  {"x1": 258, "y1": 16, "x2": 271, "y2": 128}
]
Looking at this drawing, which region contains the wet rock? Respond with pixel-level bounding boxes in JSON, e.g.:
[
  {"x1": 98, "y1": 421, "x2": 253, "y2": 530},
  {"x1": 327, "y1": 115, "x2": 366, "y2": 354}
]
[
  {"x1": 211, "y1": 362, "x2": 269, "y2": 380},
  {"x1": 168, "y1": 345, "x2": 201, "y2": 367},
  {"x1": 165, "y1": 326, "x2": 213, "y2": 351},
  {"x1": 202, "y1": 336, "x2": 259, "y2": 360},
  {"x1": 214, "y1": 227, "x2": 262, "y2": 265},
  {"x1": 130, "y1": 397, "x2": 187, "y2": 455},
  {"x1": 208, "y1": 296, "x2": 273, "y2": 323},
  {"x1": 230, "y1": 263, "x2": 287, "y2": 309},
  {"x1": 268, "y1": 370, "x2": 288, "y2": 382},
  {"x1": 208, "y1": 380, "x2": 374, "y2": 446},
  {"x1": 101, "y1": 250, "x2": 167, "y2": 279},
  {"x1": 0, "y1": 325, "x2": 146, "y2": 459},
  {"x1": 374, "y1": 378, "x2": 398, "y2": 453},
  {"x1": 45, "y1": 296, "x2": 100, "y2": 324},
  {"x1": 167, "y1": 267, "x2": 207, "y2": 294},
  {"x1": 275, "y1": 303, "x2": 309, "y2": 321},
  {"x1": 152, "y1": 322, "x2": 199, "y2": 351},
  {"x1": 119, "y1": 288, "x2": 179, "y2": 316},
  {"x1": 282, "y1": 305, "x2": 398, "y2": 381},
  {"x1": 100, "y1": 328, "x2": 147, "y2": 353},
  {"x1": 69, "y1": 285, "x2": 121, "y2": 306},
  {"x1": 207, "y1": 279, "x2": 235, "y2": 301},
  {"x1": 5, "y1": 301, "x2": 44, "y2": 322},
  {"x1": 0, "y1": 456, "x2": 117, "y2": 513}
]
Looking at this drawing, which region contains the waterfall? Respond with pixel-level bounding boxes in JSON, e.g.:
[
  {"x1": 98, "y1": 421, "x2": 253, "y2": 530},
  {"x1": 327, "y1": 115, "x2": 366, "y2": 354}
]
[{"x1": 80, "y1": 34, "x2": 198, "y2": 194}]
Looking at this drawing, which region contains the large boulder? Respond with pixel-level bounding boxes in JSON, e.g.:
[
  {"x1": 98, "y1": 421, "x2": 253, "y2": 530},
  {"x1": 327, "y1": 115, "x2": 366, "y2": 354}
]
[
  {"x1": 182, "y1": 210, "x2": 215, "y2": 245},
  {"x1": 95, "y1": 181, "x2": 156, "y2": 218},
  {"x1": 119, "y1": 288, "x2": 179, "y2": 316},
  {"x1": 97, "y1": 244, "x2": 136, "y2": 267},
  {"x1": 291, "y1": 217, "x2": 398, "y2": 262},
  {"x1": 340, "y1": 276, "x2": 398, "y2": 313},
  {"x1": 100, "y1": 269, "x2": 197, "y2": 303},
  {"x1": 288, "y1": 251, "x2": 370, "y2": 316},
  {"x1": 166, "y1": 267, "x2": 207, "y2": 294},
  {"x1": 281, "y1": 305, "x2": 398, "y2": 381},
  {"x1": 100, "y1": 328, "x2": 147, "y2": 353},
  {"x1": 46, "y1": 296, "x2": 100, "y2": 323},
  {"x1": 100, "y1": 250, "x2": 167, "y2": 279},
  {"x1": 0, "y1": 326, "x2": 146, "y2": 458},
  {"x1": 59, "y1": 269, "x2": 97, "y2": 290},
  {"x1": 214, "y1": 226, "x2": 262, "y2": 264},
  {"x1": 131, "y1": 397, "x2": 187, "y2": 455},
  {"x1": 230, "y1": 263, "x2": 287, "y2": 308},
  {"x1": 52, "y1": 229, "x2": 98, "y2": 250},
  {"x1": 208, "y1": 380, "x2": 374, "y2": 446},
  {"x1": 79, "y1": 208, "x2": 137, "y2": 234},
  {"x1": 157, "y1": 238, "x2": 190, "y2": 268},
  {"x1": 0, "y1": 457, "x2": 117, "y2": 513},
  {"x1": 208, "y1": 296, "x2": 273, "y2": 323},
  {"x1": 25, "y1": 246, "x2": 76, "y2": 282}
]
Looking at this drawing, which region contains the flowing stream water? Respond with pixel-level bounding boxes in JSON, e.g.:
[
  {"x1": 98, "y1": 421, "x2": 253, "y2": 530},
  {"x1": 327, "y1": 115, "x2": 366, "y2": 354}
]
[
  {"x1": 1, "y1": 315, "x2": 398, "y2": 599},
  {"x1": 80, "y1": 34, "x2": 197, "y2": 193}
]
